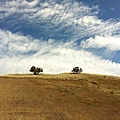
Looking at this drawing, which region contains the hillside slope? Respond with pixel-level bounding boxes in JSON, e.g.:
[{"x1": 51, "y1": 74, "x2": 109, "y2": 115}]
[{"x1": 0, "y1": 73, "x2": 120, "y2": 120}]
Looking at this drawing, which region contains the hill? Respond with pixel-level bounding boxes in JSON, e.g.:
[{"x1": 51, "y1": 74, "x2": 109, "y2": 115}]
[{"x1": 0, "y1": 73, "x2": 120, "y2": 120}]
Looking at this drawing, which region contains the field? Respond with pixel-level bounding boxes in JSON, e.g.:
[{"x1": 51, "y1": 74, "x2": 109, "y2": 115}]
[{"x1": 0, "y1": 73, "x2": 120, "y2": 120}]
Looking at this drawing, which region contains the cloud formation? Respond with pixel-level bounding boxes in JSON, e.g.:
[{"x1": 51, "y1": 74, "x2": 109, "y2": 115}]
[
  {"x1": 0, "y1": 0, "x2": 120, "y2": 76},
  {"x1": 0, "y1": 30, "x2": 120, "y2": 76},
  {"x1": 81, "y1": 35, "x2": 120, "y2": 51},
  {"x1": 1, "y1": 0, "x2": 119, "y2": 39}
]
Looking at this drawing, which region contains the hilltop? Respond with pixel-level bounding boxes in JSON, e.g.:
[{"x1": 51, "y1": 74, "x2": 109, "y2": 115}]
[{"x1": 0, "y1": 73, "x2": 120, "y2": 120}]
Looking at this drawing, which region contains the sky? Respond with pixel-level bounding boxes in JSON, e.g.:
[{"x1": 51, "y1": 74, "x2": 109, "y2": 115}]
[{"x1": 0, "y1": 0, "x2": 120, "y2": 76}]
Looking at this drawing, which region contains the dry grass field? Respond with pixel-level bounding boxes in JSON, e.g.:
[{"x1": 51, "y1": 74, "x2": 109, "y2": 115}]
[{"x1": 0, "y1": 73, "x2": 120, "y2": 120}]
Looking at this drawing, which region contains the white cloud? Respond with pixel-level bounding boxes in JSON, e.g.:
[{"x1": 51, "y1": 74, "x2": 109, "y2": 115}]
[
  {"x1": 0, "y1": 30, "x2": 120, "y2": 76},
  {"x1": 0, "y1": 0, "x2": 120, "y2": 39},
  {"x1": 81, "y1": 35, "x2": 120, "y2": 51},
  {"x1": 22, "y1": 0, "x2": 40, "y2": 8},
  {"x1": 74, "y1": 16, "x2": 102, "y2": 26}
]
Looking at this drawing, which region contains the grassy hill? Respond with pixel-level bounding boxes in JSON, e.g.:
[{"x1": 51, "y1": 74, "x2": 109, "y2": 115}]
[{"x1": 0, "y1": 73, "x2": 120, "y2": 120}]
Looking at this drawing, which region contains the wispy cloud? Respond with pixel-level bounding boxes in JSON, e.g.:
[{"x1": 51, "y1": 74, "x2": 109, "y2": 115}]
[
  {"x1": 1, "y1": 0, "x2": 119, "y2": 40},
  {"x1": 0, "y1": 0, "x2": 120, "y2": 75},
  {"x1": 0, "y1": 30, "x2": 120, "y2": 75},
  {"x1": 81, "y1": 35, "x2": 120, "y2": 51}
]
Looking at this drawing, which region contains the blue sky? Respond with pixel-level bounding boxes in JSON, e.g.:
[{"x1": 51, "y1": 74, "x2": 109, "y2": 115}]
[
  {"x1": 79, "y1": 0, "x2": 120, "y2": 20},
  {"x1": 0, "y1": 0, "x2": 120, "y2": 75}
]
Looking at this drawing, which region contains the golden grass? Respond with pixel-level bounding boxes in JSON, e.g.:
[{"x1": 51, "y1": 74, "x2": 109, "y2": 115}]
[{"x1": 0, "y1": 73, "x2": 120, "y2": 120}]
